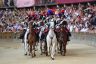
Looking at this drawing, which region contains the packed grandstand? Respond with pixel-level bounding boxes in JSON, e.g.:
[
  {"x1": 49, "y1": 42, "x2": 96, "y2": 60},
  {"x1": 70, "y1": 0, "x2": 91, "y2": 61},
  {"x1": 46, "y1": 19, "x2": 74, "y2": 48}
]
[{"x1": 0, "y1": 0, "x2": 96, "y2": 33}]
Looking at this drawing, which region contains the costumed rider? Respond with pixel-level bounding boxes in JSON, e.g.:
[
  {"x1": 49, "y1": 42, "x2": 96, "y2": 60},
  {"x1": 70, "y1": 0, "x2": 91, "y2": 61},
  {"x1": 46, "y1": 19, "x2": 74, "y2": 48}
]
[{"x1": 61, "y1": 20, "x2": 71, "y2": 41}]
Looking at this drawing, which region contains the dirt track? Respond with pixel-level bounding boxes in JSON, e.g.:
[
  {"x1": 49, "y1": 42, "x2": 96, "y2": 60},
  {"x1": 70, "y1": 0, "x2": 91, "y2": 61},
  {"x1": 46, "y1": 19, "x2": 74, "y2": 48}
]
[{"x1": 0, "y1": 39, "x2": 96, "y2": 64}]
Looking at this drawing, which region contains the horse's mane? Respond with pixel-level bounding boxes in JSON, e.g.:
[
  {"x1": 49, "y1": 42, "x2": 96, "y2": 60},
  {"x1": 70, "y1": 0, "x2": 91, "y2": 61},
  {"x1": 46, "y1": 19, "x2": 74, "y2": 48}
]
[
  {"x1": 28, "y1": 22, "x2": 35, "y2": 34},
  {"x1": 60, "y1": 26, "x2": 67, "y2": 35}
]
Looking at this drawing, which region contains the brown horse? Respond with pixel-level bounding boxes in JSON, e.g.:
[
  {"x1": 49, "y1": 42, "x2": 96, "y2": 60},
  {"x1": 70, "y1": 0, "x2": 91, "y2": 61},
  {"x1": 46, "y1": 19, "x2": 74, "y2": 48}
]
[
  {"x1": 58, "y1": 25, "x2": 68, "y2": 56},
  {"x1": 27, "y1": 22, "x2": 36, "y2": 57}
]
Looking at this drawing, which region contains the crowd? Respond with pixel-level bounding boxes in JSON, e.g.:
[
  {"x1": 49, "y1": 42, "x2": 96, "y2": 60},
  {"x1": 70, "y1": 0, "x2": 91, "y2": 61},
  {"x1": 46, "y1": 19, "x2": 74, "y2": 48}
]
[{"x1": 0, "y1": 3, "x2": 96, "y2": 33}]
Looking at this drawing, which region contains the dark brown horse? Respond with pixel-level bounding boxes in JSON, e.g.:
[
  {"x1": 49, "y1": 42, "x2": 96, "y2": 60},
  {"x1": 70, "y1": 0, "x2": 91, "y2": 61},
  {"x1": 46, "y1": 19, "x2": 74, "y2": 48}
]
[
  {"x1": 58, "y1": 25, "x2": 68, "y2": 56},
  {"x1": 27, "y1": 22, "x2": 36, "y2": 57}
]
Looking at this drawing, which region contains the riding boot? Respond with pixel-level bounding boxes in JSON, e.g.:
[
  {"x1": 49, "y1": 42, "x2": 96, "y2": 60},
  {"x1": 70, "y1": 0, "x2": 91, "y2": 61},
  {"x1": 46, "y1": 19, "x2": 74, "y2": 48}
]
[
  {"x1": 67, "y1": 32, "x2": 71, "y2": 41},
  {"x1": 68, "y1": 32, "x2": 71, "y2": 37},
  {"x1": 67, "y1": 36, "x2": 70, "y2": 41}
]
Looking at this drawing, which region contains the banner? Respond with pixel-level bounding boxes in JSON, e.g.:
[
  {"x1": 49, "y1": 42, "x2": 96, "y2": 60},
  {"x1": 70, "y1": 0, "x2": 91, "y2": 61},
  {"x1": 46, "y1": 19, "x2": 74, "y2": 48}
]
[{"x1": 15, "y1": 0, "x2": 35, "y2": 8}]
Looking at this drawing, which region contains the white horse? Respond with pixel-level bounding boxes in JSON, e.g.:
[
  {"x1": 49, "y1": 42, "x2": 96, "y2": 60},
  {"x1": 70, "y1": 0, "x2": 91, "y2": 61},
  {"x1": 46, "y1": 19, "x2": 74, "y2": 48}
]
[
  {"x1": 24, "y1": 28, "x2": 29, "y2": 55},
  {"x1": 46, "y1": 20, "x2": 57, "y2": 60}
]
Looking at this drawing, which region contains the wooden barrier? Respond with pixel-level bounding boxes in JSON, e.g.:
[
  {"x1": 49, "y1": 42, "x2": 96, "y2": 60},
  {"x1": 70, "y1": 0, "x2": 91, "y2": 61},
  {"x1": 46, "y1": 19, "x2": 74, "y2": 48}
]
[
  {"x1": 0, "y1": 32, "x2": 22, "y2": 39},
  {"x1": 0, "y1": 32, "x2": 96, "y2": 47}
]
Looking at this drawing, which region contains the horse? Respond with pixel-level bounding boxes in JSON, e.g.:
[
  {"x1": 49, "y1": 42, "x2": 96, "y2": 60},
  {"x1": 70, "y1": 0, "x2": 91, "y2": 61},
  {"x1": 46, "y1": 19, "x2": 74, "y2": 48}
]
[
  {"x1": 39, "y1": 25, "x2": 48, "y2": 55},
  {"x1": 39, "y1": 26, "x2": 46, "y2": 55},
  {"x1": 24, "y1": 28, "x2": 29, "y2": 55},
  {"x1": 46, "y1": 20, "x2": 57, "y2": 60},
  {"x1": 58, "y1": 25, "x2": 68, "y2": 56},
  {"x1": 24, "y1": 22, "x2": 36, "y2": 57},
  {"x1": 28, "y1": 22, "x2": 37, "y2": 57}
]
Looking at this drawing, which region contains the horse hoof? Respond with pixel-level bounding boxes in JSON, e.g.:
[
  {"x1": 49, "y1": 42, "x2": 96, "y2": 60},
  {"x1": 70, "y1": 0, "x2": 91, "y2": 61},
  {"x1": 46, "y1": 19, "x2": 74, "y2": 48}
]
[
  {"x1": 41, "y1": 53, "x2": 42, "y2": 55},
  {"x1": 29, "y1": 54, "x2": 30, "y2": 56},
  {"x1": 51, "y1": 58, "x2": 54, "y2": 60},
  {"x1": 32, "y1": 55, "x2": 34, "y2": 58},
  {"x1": 24, "y1": 53, "x2": 27, "y2": 56},
  {"x1": 62, "y1": 53, "x2": 65, "y2": 56},
  {"x1": 46, "y1": 54, "x2": 48, "y2": 56},
  {"x1": 63, "y1": 55, "x2": 65, "y2": 56},
  {"x1": 34, "y1": 54, "x2": 36, "y2": 57},
  {"x1": 58, "y1": 51, "x2": 60, "y2": 54},
  {"x1": 45, "y1": 52, "x2": 48, "y2": 56}
]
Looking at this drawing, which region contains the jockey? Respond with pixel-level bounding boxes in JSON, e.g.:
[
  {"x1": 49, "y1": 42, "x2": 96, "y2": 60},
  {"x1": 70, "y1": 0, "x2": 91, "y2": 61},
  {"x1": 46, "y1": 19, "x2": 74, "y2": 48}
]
[{"x1": 61, "y1": 20, "x2": 71, "y2": 41}]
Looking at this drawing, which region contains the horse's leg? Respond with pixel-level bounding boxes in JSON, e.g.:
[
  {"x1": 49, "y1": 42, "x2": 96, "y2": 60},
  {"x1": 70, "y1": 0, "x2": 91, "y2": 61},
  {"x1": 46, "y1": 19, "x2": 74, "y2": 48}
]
[
  {"x1": 62, "y1": 42, "x2": 66, "y2": 56},
  {"x1": 24, "y1": 40, "x2": 28, "y2": 55},
  {"x1": 28, "y1": 44, "x2": 30, "y2": 56},
  {"x1": 34, "y1": 42, "x2": 37, "y2": 51},
  {"x1": 65, "y1": 42, "x2": 67, "y2": 54},
  {"x1": 55, "y1": 42, "x2": 58, "y2": 55},
  {"x1": 62, "y1": 42, "x2": 64, "y2": 55},
  {"x1": 24, "y1": 31, "x2": 28, "y2": 55},
  {"x1": 47, "y1": 38, "x2": 51, "y2": 56},
  {"x1": 35, "y1": 41, "x2": 39, "y2": 51},
  {"x1": 51, "y1": 36, "x2": 57, "y2": 60},
  {"x1": 47, "y1": 44, "x2": 50, "y2": 56},
  {"x1": 40, "y1": 40, "x2": 43, "y2": 55},
  {"x1": 33, "y1": 43, "x2": 36, "y2": 57},
  {"x1": 60, "y1": 42, "x2": 62, "y2": 55},
  {"x1": 29, "y1": 44, "x2": 33, "y2": 57},
  {"x1": 22, "y1": 39, "x2": 24, "y2": 43},
  {"x1": 51, "y1": 42, "x2": 56, "y2": 60},
  {"x1": 57, "y1": 42, "x2": 60, "y2": 54},
  {"x1": 42, "y1": 41, "x2": 45, "y2": 53},
  {"x1": 44, "y1": 40, "x2": 48, "y2": 56}
]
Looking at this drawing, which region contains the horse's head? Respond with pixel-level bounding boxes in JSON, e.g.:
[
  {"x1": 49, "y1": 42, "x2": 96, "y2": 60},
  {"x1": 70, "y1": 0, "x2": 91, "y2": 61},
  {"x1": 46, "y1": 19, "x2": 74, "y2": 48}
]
[
  {"x1": 28, "y1": 22, "x2": 35, "y2": 32},
  {"x1": 48, "y1": 18, "x2": 55, "y2": 29},
  {"x1": 60, "y1": 24, "x2": 67, "y2": 34}
]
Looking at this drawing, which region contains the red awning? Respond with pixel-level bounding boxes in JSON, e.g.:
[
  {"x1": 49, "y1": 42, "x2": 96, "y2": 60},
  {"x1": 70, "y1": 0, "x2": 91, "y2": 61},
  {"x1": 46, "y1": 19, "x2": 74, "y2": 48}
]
[{"x1": 56, "y1": 0, "x2": 95, "y2": 4}]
